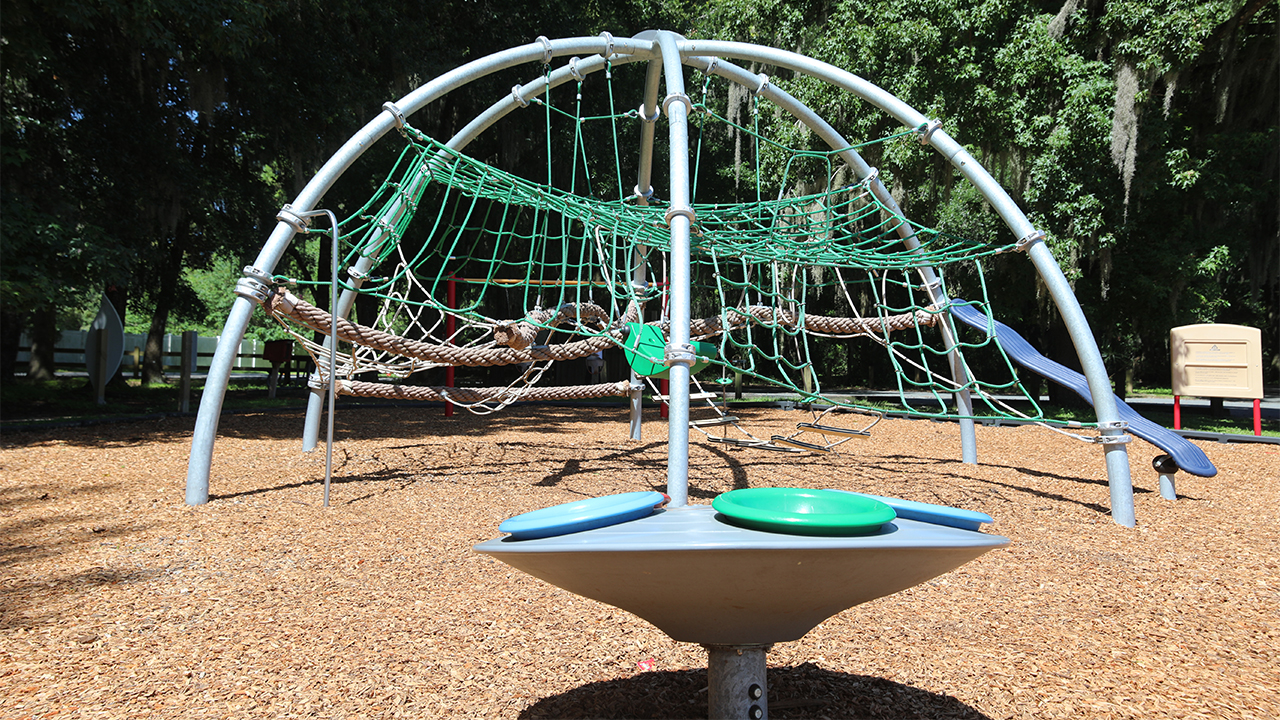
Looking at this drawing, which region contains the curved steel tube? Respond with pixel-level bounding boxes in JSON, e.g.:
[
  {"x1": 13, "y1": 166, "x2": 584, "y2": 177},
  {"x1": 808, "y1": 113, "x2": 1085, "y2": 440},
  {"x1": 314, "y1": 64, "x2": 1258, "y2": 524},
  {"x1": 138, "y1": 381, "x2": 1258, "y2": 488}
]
[{"x1": 187, "y1": 33, "x2": 1133, "y2": 526}]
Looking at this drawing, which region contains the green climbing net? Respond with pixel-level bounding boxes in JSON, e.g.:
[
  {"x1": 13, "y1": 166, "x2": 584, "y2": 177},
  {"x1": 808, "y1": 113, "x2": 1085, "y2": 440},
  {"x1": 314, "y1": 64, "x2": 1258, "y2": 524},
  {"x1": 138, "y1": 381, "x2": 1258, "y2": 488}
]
[{"x1": 268, "y1": 59, "x2": 1073, "y2": 428}]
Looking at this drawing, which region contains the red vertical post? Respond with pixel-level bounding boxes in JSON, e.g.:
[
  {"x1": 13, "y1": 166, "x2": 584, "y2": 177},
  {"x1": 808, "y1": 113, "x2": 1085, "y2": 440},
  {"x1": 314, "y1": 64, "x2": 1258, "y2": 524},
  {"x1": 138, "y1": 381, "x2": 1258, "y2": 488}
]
[
  {"x1": 1173, "y1": 395, "x2": 1181, "y2": 430},
  {"x1": 445, "y1": 278, "x2": 456, "y2": 418},
  {"x1": 1254, "y1": 398, "x2": 1262, "y2": 436}
]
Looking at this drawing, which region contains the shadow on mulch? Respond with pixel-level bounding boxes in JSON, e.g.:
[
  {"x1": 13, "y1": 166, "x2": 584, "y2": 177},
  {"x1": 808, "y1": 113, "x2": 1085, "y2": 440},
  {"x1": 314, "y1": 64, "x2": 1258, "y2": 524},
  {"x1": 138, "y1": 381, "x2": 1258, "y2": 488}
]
[{"x1": 520, "y1": 662, "x2": 992, "y2": 719}]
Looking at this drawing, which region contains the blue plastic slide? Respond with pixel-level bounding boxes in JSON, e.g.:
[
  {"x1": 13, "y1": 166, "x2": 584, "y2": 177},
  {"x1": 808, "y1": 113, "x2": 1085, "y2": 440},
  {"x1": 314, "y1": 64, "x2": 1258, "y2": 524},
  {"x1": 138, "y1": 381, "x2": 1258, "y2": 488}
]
[{"x1": 949, "y1": 300, "x2": 1217, "y2": 477}]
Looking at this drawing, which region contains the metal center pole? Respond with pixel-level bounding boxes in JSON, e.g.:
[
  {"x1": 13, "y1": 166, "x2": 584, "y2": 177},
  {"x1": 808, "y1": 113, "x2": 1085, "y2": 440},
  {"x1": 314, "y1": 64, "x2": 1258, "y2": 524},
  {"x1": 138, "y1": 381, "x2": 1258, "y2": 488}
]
[
  {"x1": 705, "y1": 644, "x2": 770, "y2": 719},
  {"x1": 654, "y1": 31, "x2": 694, "y2": 508}
]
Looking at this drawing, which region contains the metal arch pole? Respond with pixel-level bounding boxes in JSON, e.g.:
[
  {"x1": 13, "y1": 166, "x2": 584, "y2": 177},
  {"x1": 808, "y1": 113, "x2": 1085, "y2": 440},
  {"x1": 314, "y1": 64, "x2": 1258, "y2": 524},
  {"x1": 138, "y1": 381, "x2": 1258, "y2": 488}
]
[
  {"x1": 627, "y1": 38, "x2": 666, "y2": 442},
  {"x1": 678, "y1": 39, "x2": 1132, "y2": 523},
  {"x1": 683, "y1": 54, "x2": 978, "y2": 464},
  {"x1": 654, "y1": 31, "x2": 695, "y2": 509},
  {"x1": 302, "y1": 44, "x2": 657, "y2": 452},
  {"x1": 187, "y1": 35, "x2": 654, "y2": 503}
]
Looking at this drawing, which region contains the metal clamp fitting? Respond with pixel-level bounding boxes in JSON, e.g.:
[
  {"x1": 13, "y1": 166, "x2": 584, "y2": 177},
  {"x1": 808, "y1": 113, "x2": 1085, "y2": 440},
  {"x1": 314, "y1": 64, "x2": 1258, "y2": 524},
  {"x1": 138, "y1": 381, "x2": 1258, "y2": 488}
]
[
  {"x1": 536, "y1": 35, "x2": 552, "y2": 65},
  {"x1": 347, "y1": 266, "x2": 368, "y2": 281},
  {"x1": 918, "y1": 118, "x2": 943, "y2": 144},
  {"x1": 277, "y1": 204, "x2": 310, "y2": 233},
  {"x1": 859, "y1": 167, "x2": 880, "y2": 189},
  {"x1": 664, "y1": 343, "x2": 697, "y2": 367},
  {"x1": 663, "y1": 92, "x2": 693, "y2": 117},
  {"x1": 599, "y1": 32, "x2": 614, "y2": 58},
  {"x1": 704, "y1": 58, "x2": 720, "y2": 76},
  {"x1": 637, "y1": 102, "x2": 661, "y2": 124},
  {"x1": 1093, "y1": 434, "x2": 1133, "y2": 445},
  {"x1": 754, "y1": 73, "x2": 770, "y2": 94},
  {"x1": 633, "y1": 185, "x2": 656, "y2": 203},
  {"x1": 1015, "y1": 230, "x2": 1046, "y2": 251},
  {"x1": 664, "y1": 205, "x2": 696, "y2": 227},
  {"x1": 382, "y1": 101, "x2": 406, "y2": 128},
  {"x1": 235, "y1": 266, "x2": 273, "y2": 304},
  {"x1": 568, "y1": 57, "x2": 585, "y2": 82},
  {"x1": 1094, "y1": 420, "x2": 1131, "y2": 445},
  {"x1": 511, "y1": 85, "x2": 529, "y2": 108}
]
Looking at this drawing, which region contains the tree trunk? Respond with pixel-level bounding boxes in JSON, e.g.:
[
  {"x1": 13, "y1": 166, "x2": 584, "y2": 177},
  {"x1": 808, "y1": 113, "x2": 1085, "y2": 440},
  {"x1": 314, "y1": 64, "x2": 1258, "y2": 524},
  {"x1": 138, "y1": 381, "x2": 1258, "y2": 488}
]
[
  {"x1": 142, "y1": 313, "x2": 169, "y2": 385},
  {"x1": 26, "y1": 305, "x2": 60, "y2": 382},
  {"x1": 142, "y1": 228, "x2": 187, "y2": 385},
  {"x1": 0, "y1": 309, "x2": 23, "y2": 381}
]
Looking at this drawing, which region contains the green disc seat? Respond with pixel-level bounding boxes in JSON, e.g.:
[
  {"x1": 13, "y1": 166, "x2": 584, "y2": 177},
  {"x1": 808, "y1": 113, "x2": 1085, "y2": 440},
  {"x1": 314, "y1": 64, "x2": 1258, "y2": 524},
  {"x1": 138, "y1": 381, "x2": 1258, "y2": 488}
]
[{"x1": 712, "y1": 488, "x2": 896, "y2": 536}]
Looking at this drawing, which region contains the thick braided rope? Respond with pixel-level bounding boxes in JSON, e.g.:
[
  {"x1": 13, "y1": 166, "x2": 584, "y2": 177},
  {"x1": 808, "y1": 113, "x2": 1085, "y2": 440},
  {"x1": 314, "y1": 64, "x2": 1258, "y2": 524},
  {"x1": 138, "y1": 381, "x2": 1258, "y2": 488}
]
[
  {"x1": 268, "y1": 291, "x2": 637, "y2": 366},
  {"x1": 731, "y1": 306, "x2": 940, "y2": 335},
  {"x1": 336, "y1": 379, "x2": 631, "y2": 402},
  {"x1": 269, "y1": 290, "x2": 939, "y2": 367},
  {"x1": 492, "y1": 302, "x2": 612, "y2": 349},
  {"x1": 686, "y1": 306, "x2": 939, "y2": 338}
]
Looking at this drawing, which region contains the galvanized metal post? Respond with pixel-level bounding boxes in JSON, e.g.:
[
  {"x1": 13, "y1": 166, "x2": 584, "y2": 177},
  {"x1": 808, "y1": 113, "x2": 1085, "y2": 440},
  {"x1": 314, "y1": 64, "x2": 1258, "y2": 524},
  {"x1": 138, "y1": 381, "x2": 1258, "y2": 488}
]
[
  {"x1": 628, "y1": 35, "x2": 665, "y2": 442},
  {"x1": 655, "y1": 31, "x2": 694, "y2": 509},
  {"x1": 705, "y1": 645, "x2": 769, "y2": 719}
]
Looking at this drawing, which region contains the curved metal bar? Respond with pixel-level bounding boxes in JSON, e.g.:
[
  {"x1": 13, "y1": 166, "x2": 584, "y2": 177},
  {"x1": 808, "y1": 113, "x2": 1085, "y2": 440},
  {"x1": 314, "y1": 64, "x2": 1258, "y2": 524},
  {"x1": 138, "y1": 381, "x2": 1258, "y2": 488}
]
[
  {"x1": 300, "y1": 53, "x2": 648, "y2": 452},
  {"x1": 681, "y1": 53, "x2": 979, "y2": 465},
  {"x1": 190, "y1": 33, "x2": 1133, "y2": 525},
  {"x1": 679, "y1": 39, "x2": 1133, "y2": 524},
  {"x1": 188, "y1": 36, "x2": 656, "y2": 504}
]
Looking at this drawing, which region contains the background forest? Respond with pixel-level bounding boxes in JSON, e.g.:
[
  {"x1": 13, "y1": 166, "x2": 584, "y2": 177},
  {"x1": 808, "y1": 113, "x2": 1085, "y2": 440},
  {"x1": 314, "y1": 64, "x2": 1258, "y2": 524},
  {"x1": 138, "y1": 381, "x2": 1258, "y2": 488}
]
[{"x1": 2, "y1": 0, "x2": 1276, "y2": 391}]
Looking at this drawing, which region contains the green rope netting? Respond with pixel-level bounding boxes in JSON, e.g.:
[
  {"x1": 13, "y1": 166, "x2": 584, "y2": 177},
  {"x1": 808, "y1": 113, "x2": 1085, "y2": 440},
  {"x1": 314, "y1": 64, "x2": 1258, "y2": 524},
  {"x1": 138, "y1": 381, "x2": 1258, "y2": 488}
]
[{"x1": 270, "y1": 64, "x2": 1075, "y2": 428}]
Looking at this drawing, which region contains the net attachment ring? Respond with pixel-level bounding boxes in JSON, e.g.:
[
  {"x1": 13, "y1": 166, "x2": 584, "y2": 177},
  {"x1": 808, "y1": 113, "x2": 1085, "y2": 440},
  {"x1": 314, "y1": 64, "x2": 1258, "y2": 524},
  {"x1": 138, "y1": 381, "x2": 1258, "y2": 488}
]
[
  {"x1": 633, "y1": 185, "x2": 657, "y2": 203},
  {"x1": 276, "y1": 204, "x2": 310, "y2": 233},
  {"x1": 663, "y1": 92, "x2": 693, "y2": 117},
  {"x1": 1016, "y1": 230, "x2": 1046, "y2": 251},
  {"x1": 1094, "y1": 420, "x2": 1132, "y2": 445},
  {"x1": 599, "y1": 32, "x2": 614, "y2": 59},
  {"x1": 382, "y1": 102, "x2": 407, "y2": 129},
  {"x1": 235, "y1": 266, "x2": 274, "y2": 304},
  {"x1": 637, "y1": 101, "x2": 661, "y2": 124},
  {"x1": 664, "y1": 205, "x2": 697, "y2": 227},
  {"x1": 917, "y1": 118, "x2": 943, "y2": 144},
  {"x1": 665, "y1": 343, "x2": 697, "y2": 368},
  {"x1": 536, "y1": 35, "x2": 553, "y2": 65},
  {"x1": 512, "y1": 85, "x2": 530, "y2": 108}
]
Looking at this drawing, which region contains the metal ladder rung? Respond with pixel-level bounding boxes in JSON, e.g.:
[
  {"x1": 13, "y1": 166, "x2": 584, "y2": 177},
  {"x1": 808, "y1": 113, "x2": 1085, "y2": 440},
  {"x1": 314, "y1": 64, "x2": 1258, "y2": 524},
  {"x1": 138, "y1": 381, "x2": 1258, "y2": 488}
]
[
  {"x1": 771, "y1": 435, "x2": 833, "y2": 453},
  {"x1": 706, "y1": 436, "x2": 806, "y2": 453},
  {"x1": 796, "y1": 422, "x2": 871, "y2": 438},
  {"x1": 655, "y1": 392, "x2": 718, "y2": 401},
  {"x1": 690, "y1": 416, "x2": 739, "y2": 427}
]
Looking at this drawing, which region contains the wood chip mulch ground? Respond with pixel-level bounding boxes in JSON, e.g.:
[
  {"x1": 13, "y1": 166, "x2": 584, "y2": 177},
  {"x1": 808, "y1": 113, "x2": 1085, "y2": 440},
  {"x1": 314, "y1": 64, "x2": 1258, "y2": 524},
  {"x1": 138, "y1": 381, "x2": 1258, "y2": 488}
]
[{"x1": 2, "y1": 405, "x2": 1277, "y2": 719}]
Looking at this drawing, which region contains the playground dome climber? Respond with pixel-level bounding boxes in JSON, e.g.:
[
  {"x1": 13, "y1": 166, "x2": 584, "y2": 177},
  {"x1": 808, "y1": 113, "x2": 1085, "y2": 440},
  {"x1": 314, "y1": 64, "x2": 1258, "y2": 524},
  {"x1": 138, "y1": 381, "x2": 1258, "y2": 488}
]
[{"x1": 187, "y1": 31, "x2": 1142, "y2": 526}]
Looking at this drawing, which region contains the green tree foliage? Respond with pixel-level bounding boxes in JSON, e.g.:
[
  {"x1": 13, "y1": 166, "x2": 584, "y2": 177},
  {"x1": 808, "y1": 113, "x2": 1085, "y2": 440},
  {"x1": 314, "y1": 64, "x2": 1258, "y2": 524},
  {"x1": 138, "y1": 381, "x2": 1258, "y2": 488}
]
[
  {"x1": 1, "y1": 0, "x2": 279, "y2": 382},
  {"x1": 3, "y1": 1, "x2": 1273, "y2": 391},
  {"x1": 674, "y1": 0, "x2": 1277, "y2": 386}
]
